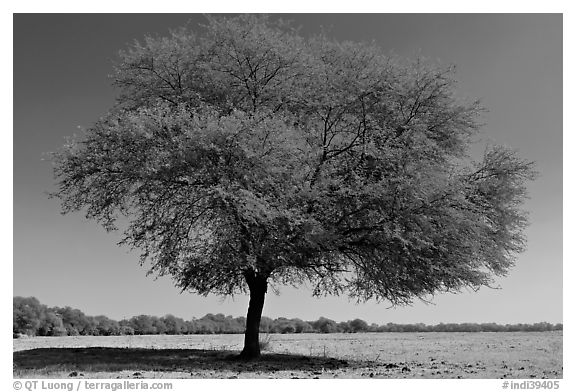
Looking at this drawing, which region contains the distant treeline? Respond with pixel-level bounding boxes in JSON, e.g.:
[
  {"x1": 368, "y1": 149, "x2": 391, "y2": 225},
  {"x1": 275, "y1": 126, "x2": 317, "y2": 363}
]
[{"x1": 14, "y1": 296, "x2": 563, "y2": 337}]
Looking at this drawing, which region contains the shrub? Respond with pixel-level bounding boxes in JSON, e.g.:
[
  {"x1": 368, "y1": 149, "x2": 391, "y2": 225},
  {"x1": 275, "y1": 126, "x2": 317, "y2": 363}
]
[{"x1": 259, "y1": 333, "x2": 273, "y2": 351}]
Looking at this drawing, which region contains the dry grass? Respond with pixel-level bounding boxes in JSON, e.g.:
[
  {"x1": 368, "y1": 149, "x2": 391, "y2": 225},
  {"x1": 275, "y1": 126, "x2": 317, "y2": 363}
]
[{"x1": 13, "y1": 332, "x2": 562, "y2": 379}]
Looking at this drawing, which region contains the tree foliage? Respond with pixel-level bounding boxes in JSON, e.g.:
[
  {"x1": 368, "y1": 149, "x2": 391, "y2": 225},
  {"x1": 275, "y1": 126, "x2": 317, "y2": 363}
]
[
  {"x1": 50, "y1": 15, "x2": 536, "y2": 354},
  {"x1": 13, "y1": 297, "x2": 560, "y2": 337}
]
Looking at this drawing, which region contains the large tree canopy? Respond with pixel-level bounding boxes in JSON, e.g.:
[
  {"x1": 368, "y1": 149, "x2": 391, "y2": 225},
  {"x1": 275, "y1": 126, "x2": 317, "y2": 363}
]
[{"x1": 52, "y1": 15, "x2": 536, "y2": 358}]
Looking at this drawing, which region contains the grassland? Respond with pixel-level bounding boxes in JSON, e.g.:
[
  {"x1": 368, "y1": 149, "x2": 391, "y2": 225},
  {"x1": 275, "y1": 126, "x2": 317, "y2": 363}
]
[{"x1": 13, "y1": 332, "x2": 562, "y2": 379}]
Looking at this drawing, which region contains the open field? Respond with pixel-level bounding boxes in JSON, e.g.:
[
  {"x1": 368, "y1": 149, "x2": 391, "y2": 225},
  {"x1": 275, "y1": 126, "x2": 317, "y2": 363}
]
[{"x1": 13, "y1": 332, "x2": 562, "y2": 379}]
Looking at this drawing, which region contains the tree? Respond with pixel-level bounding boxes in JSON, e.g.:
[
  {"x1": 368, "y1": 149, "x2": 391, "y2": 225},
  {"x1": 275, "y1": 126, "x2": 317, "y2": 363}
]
[
  {"x1": 54, "y1": 306, "x2": 93, "y2": 336},
  {"x1": 259, "y1": 316, "x2": 273, "y2": 333},
  {"x1": 349, "y1": 318, "x2": 369, "y2": 333},
  {"x1": 51, "y1": 15, "x2": 535, "y2": 359},
  {"x1": 95, "y1": 315, "x2": 120, "y2": 336},
  {"x1": 312, "y1": 317, "x2": 339, "y2": 333},
  {"x1": 163, "y1": 314, "x2": 187, "y2": 334},
  {"x1": 151, "y1": 316, "x2": 168, "y2": 334},
  {"x1": 13, "y1": 296, "x2": 45, "y2": 336},
  {"x1": 119, "y1": 320, "x2": 135, "y2": 335},
  {"x1": 292, "y1": 318, "x2": 313, "y2": 333},
  {"x1": 129, "y1": 315, "x2": 157, "y2": 335},
  {"x1": 38, "y1": 310, "x2": 67, "y2": 336},
  {"x1": 337, "y1": 321, "x2": 352, "y2": 333}
]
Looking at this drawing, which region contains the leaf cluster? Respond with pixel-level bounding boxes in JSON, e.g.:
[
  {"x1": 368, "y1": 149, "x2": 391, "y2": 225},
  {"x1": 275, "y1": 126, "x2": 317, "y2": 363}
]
[{"x1": 52, "y1": 15, "x2": 536, "y2": 304}]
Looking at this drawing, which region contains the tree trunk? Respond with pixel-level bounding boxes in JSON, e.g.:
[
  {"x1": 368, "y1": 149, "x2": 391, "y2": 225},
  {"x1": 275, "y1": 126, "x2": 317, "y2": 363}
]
[{"x1": 239, "y1": 270, "x2": 267, "y2": 359}]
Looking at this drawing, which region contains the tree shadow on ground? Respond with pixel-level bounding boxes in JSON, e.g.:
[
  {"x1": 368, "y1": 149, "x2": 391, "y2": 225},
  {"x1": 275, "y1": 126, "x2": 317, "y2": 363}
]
[{"x1": 14, "y1": 347, "x2": 356, "y2": 376}]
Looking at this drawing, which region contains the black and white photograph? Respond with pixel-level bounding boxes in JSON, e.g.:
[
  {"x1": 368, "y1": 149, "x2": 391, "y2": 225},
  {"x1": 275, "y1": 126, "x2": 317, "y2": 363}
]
[{"x1": 11, "y1": 8, "x2": 565, "y2": 387}]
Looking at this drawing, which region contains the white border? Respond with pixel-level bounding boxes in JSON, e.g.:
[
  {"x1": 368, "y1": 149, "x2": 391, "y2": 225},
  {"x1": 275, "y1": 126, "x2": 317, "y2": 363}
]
[{"x1": 5, "y1": 2, "x2": 572, "y2": 391}]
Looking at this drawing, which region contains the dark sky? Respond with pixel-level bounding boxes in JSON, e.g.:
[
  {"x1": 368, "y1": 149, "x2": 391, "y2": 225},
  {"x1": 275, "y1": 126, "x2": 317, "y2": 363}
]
[{"x1": 13, "y1": 14, "x2": 562, "y2": 324}]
